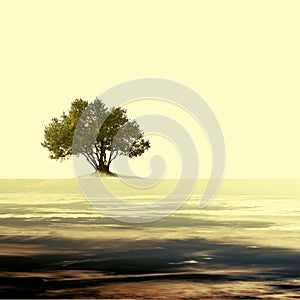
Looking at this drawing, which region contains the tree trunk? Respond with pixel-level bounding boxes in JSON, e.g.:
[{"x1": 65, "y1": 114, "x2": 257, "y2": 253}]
[
  {"x1": 97, "y1": 161, "x2": 110, "y2": 174},
  {"x1": 97, "y1": 147, "x2": 111, "y2": 174}
]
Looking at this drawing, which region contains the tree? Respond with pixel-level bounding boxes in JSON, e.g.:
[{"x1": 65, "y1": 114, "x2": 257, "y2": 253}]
[{"x1": 42, "y1": 98, "x2": 150, "y2": 174}]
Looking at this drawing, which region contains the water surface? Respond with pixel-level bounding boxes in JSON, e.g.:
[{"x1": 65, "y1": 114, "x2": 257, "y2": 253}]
[{"x1": 0, "y1": 179, "x2": 299, "y2": 299}]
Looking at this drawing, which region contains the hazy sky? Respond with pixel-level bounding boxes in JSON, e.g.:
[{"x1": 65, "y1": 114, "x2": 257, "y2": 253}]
[{"x1": 0, "y1": 0, "x2": 299, "y2": 178}]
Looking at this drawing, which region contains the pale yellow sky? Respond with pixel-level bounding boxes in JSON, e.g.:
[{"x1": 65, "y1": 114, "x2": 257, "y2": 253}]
[{"x1": 0, "y1": 0, "x2": 299, "y2": 178}]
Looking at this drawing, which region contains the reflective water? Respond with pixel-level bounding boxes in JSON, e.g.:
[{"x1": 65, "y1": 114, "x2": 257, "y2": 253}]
[{"x1": 0, "y1": 179, "x2": 299, "y2": 298}]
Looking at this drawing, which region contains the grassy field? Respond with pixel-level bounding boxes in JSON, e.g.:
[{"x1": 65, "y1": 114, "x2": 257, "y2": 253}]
[{"x1": 0, "y1": 179, "x2": 299, "y2": 298}]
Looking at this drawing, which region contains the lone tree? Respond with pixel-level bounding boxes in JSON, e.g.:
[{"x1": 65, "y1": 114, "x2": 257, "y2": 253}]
[{"x1": 42, "y1": 98, "x2": 150, "y2": 174}]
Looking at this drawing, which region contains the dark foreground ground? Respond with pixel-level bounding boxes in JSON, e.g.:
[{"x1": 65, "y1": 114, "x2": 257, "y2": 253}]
[{"x1": 0, "y1": 235, "x2": 299, "y2": 299}]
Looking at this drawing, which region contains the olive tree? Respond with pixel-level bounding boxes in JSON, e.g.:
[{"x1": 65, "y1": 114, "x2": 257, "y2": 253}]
[{"x1": 42, "y1": 98, "x2": 150, "y2": 174}]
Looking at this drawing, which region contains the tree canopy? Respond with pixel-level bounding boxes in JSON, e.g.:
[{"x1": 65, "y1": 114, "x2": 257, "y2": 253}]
[{"x1": 42, "y1": 98, "x2": 150, "y2": 174}]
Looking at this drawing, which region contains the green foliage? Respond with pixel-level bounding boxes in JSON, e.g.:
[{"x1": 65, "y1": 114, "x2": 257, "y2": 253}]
[{"x1": 42, "y1": 98, "x2": 150, "y2": 173}]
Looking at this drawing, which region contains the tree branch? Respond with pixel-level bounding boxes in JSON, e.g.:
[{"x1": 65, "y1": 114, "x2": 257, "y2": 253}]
[
  {"x1": 110, "y1": 149, "x2": 118, "y2": 163},
  {"x1": 108, "y1": 149, "x2": 114, "y2": 165},
  {"x1": 82, "y1": 152, "x2": 98, "y2": 170}
]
